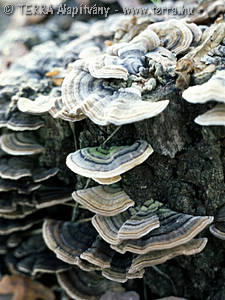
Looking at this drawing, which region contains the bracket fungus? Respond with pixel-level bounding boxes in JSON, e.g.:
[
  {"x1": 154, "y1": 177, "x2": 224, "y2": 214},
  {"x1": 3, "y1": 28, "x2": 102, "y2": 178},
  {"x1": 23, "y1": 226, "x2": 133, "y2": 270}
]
[
  {"x1": 110, "y1": 202, "x2": 213, "y2": 254},
  {"x1": 72, "y1": 184, "x2": 134, "y2": 216},
  {"x1": 183, "y1": 70, "x2": 225, "y2": 125},
  {"x1": 210, "y1": 205, "x2": 225, "y2": 240},
  {"x1": 148, "y1": 20, "x2": 200, "y2": 55},
  {"x1": 61, "y1": 60, "x2": 169, "y2": 126},
  {"x1": 0, "y1": 132, "x2": 44, "y2": 156},
  {"x1": 92, "y1": 204, "x2": 160, "y2": 245},
  {"x1": 128, "y1": 238, "x2": 208, "y2": 274},
  {"x1": 0, "y1": 110, "x2": 44, "y2": 131},
  {"x1": 66, "y1": 140, "x2": 153, "y2": 184},
  {"x1": 57, "y1": 268, "x2": 123, "y2": 300},
  {"x1": 0, "y1": 2, "x2": 222, "y2": 299},
  {"x1": 42, "y1": 219, "x2": 98, "y2": 265}
]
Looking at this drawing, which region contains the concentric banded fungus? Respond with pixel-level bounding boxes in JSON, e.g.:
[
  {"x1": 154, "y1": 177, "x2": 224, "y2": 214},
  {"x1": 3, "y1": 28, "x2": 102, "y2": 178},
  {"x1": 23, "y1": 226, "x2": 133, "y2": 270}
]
[
  {"x1": 92, "y1": 205, "x2": 160, "y2": 245},
  {"x1": 182, "y1": 70, "x2": 225, "y2": 104},
  {"x1": 16, "y1": 252, "x2": 70, "y2": 276},
  {"x1": 101, "y1": 252, "x2": 141, "y2": 283},
  {"x1": 48, "y1": 97, "x2": 86, "y2": 122},
  {"x1": 0, "y1": 157, "x2": 33, "y2": 180},
  {"x1": 0, "y1": 132, "x2": 44, "y2": 156},
  {"x1": 128, "y1": 238, "x2": 208, "y2": 274},
  {"x1": 32, "y1": 187, "x2": 72, "y2": 209},
  {"x1": 81, "y1": 237, "x2": 115, "y2": 269},
  {"x1": 72, "y1": 184, "x2": 134, "y2": 216},
  {"x1": 0, "y1": 111, "x2": 44, "y2": 131},
  {"x1": 8, "y1": 234, "x2": 70, "y2": 275},
  {"x1": 75, "y1": 257, "x2": 102, "y2": 272},
  {"x1": 88, "y1": 55, "x2": 129, "y2": 80},
  {"x1": 0, "y1": 157, "x2": 58, "y2": 182},
  {"x1": 61, "y1": 60, "x2": 169, "y2": 126},
  {"x1": 0, "y1": 212, "x2": 43, "y2": 235},
  {"x1": 42, "y1": 219, "x2": 98, "y2": 264},
  {"x1": 210, "y1": 205, "x2": 225, "y2": 240},
  {"x1": 66, "y1": 140, "x2": 153, "y2": 184},
  {"x1": 149, "y1": 20, "x2": 195, "y2": 55},
  {"x1": 57, "y1": 268, "x2": 123, "y2": 300},
  {"x1": 111, "y1": 203, "x2": 213, "y2": 254},
  {"x1": 194, "y1": 105, "x2": 225, "y2": 126},
  {"x1": 182, "y1": 70, "x2": 225, "y2": 125}
]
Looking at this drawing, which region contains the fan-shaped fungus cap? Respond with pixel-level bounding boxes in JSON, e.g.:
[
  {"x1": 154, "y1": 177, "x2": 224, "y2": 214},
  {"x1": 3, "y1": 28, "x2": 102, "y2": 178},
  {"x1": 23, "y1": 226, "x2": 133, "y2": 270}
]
[
  {"x1": 80, "y1": 237, "x2": 115, "y2": 269},
  {"x1": 149, "y1": 20, "x2": 195, "y2": 55},
  {"x1": 111, "y1": 203, "x2": 213, "y2": 254},
  {"x1": 0, "y1": 212, "x2": 42, "y2": 235},
  {"x1": 48, "y1": 97, "x2": 86, "y2": 122},
  {"x1": 194, "y1": 104, "x2": 225, "y2": 126},
  {"x1": 66, "y1": 140, "x2": 153, "y2": 184},
  {"x1": 75, "y1": 257, "x2": 102, "y2": 272},
  {"x1": 32, "y1": 186, "x2": 72, "y2": 209},
  {"x1": 0, "y1": 157, "x2": 33, "y2": 180},
  {"x1": 101, "y1": 252, "x2": 139, "y2": 283},
  {"x1": 16, "y1": 252, "x2": 70, "y2": 276},
  {"x1": 42, "y1": 219, "x2": 98, "y2": 264},
  {"x1": 92, "y1": 205, "x2": 160, "y2": 245},
  {"x1": 62, "y1": 62, "x2": 169, "y2": 126},
  {"x1": 128, "y1": 238, "x2": 208, "y2": 274},
  {"x1": 0, "y1": 111, "x2": 44, "y2": 131},
  {"x1": 72, "y1": 184, "x2": 134, "y2": 216},
  {"x1": 88, "y1": 55, "x2": 129, "y2": 80},
  {"x1": 183, "y1": 70, "x2": 225, "y2": 104},
  {"x1": 0, "y1": 132, "x2": 44, "y2": 156},
  {"x1": 57, "y1": 268, "x2": 123, "y2": 300},
  {"x1": 32, "y1": 167, "x2": 59, "y2": 183},
  {"x1": 17, "y1": 95, "x2": 56, "y2": 115}
]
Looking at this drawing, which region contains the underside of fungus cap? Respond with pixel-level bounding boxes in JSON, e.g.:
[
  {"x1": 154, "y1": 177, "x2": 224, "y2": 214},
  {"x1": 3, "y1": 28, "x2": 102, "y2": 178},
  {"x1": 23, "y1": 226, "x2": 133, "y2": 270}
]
[
  {"x1": 0, "y1": 132, "x2": 44, "y2": 156},
  {"x1": 128, "y1": 238, "x2": 208, "y2": 274},
  {"x1": 42, "y1": 219, "x2": 98, "y2": 264},
  {"x1": 72, "y1": 184, "x2": 135, "y2": 216},
  {"x1": 182, "y1": 70, "x2": 225, "y2": 104},
  {"x1": 194, "y1": 104, "x2": 225, "y2": 126},
  {"x1": 92, "y1": 175, "x2": 122, "y2": 185},
  {"x1": 66, "y1": 140, "x2": 153, "y2": 180},
  {"x1": 111, "y1": 205, "x2": 213, "y2": 254},
  {"x1": 57, "y1": 268, "x2": 123, "y2": 300}
]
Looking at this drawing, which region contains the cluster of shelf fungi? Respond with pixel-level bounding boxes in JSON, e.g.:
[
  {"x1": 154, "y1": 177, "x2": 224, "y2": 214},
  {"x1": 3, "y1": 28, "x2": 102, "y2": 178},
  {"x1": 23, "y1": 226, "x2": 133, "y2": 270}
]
[{"x1": 0, "y1": 0, "x2": 225, "y2": 299}]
